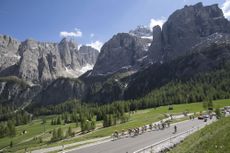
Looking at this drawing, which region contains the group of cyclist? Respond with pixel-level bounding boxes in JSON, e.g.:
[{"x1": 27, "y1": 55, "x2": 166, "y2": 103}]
[{"x1": 112, "y1": 120, "x2": 178, "y2": 140}]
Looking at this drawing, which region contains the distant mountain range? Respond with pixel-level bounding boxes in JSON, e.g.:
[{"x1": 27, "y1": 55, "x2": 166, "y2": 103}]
[
  {"x1": 0, "y1": 36, "x2": 99, "y2": 85},
  {"x1": 1, "y1": 2, "x2": 230, "y2": 108}
]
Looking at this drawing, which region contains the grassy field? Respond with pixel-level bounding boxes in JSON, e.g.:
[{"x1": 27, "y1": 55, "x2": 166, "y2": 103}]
[
  {"x1": 1, "y1": 99, "x2": 230, "y2": 152},
  {"x1": 61, "y1": 99, "x2": 230, "y2": 143},
  {"x1": 170, "y1": 116, "x2": 230, "y2": 153},
  {"x1": 0, "y1": 116, "x2": 79, "y2": 152}
]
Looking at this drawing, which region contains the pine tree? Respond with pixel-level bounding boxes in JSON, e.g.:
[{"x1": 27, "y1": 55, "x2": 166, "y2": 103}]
[
  {"x1": 208, "y1": 99, "x2": 214, "y2": 110},
  {"x1": 75, "y1": 120, "x2": 79, "y2": 127},
  {"x1": 39, "y1": 137, "x2": 43, "y2": 143},
  {"x1": 42, "y1": 117, "x2": 46, "y2": 124},
  {"x1": 67, "y1": 126, "x2": 73, "y2": 137},
  {"x1": 85, "y1": 121, "x2": 90, "y2": 132},
  {"x1": 57, "y1": 128, "x2": 63, "y2": 140},
  {"x1": 91, "y1": 120, "x2": 96, "y2": 130},
  {"x1": 80, "y1": 120, "x2": 86, "y2": 132},
  {"x1": 215, "y1": 108, "x2": 221, "y2": 119},
  {"x1": 10, "y1": 140, "x2": 13, "y2": 148},
  {"x1": 51, "y1": 129, "x2": 57, "y2": 141},
  {"x1": 51, "y1": 119, "x2": 54, "y2": 125},
  {"x1": 203, "y1": 101, "x2": 208, "y2": 110},
  {"x1": 7, "y1": 120, "x2": 16, "y2": 137},
  {"x1": 57, "y1": 116, "x2": 61, "y2": 125},
  {"x1": 103, "y1": 115, "x2": 108, "y2": 127}
]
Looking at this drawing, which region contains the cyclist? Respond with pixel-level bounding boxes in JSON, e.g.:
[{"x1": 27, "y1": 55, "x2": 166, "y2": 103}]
[{"x1": 174, "y1": 125, "x2": 177, "y2": 133}]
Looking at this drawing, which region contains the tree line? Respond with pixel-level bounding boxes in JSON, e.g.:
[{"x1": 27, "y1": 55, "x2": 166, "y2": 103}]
[
  {"x1": 2, "y1": 67, "x2": 227, "y2": 139},
  {"x1": 28, "y1": 68, "x2": 230, "y2": 123},
  {"x1": 0, "y1": 110, "x2": 31, "y2": 138},
  {"x1": 0, "y1": 120, "x2": 16, "y2": 138}
]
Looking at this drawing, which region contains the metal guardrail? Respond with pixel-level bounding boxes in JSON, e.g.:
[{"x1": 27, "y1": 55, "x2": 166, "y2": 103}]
[{"x1": 133, "y1": 126, "x2": 200, "y2": 153}]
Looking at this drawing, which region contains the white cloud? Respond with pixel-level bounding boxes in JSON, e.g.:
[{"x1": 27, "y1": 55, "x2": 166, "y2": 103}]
[
  {"x1": 90, "y1": 33, "x2": 95, "y2": 38},
  {"x1": 149, "y1": 18, "x2": 166, "y2": 30},
  {"x1": 60, "y1": 28, "x2": 82, "y2": 38},
  {"x1": 86, "y1": 41, "x2": 103, "y2": 51},
  {"x1": 222, "y1": 0, "x2": 230, "y2": 19}
]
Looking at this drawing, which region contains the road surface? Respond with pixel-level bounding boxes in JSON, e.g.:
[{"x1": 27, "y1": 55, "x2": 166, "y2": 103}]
[{"x1": 67, "y1": 118, "x2": 212, "y2": 153}]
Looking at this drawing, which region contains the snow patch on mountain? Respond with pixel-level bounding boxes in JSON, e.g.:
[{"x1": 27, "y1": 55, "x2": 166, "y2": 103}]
[
  {"x1": 64, "y1": 64, "x2": 93, "y2": 78},
  {"x1": 79, "y1": 64, "x2": 93, "y2": 73},
  {"x1": 4, "y1": 53, "x2": 21, "y2": 59}
]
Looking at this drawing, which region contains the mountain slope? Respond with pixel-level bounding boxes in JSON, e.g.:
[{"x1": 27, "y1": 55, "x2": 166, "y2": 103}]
[
  {"x1": 32, "y1": 35, "x2": 230, "y2": 105},
  {"x1": 0, "y1": 76, "x2": 40, "y2": 106},
  {"x1": 124, "y1": 35, "x2": 230, "y2": 99}
]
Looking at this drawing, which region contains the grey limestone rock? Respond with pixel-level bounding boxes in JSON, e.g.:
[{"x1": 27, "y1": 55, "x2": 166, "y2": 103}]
[{"x1": 149, "y1": 2, "x2": 230, "y2": 63}]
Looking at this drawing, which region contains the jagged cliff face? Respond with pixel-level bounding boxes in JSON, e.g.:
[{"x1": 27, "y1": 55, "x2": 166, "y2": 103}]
[
  {"x1": 91, "y1": 31, "x2": 152, "y2": 75},
  {"x1": 79, "y1": 46, "x2": 99, "y2": 66},
  {"x1": 0, "y1": 77, "x2": 40, "y2": 106},
  {"x1": 18, "y1": 39, "x2": 63, "y2": 85},
  {"x1": 149, "y1": 2, "x2": 230, "y2": 63},
  {"x1": 0, "y1": 35, "x2": 20, "y2": 73},
  {"x1": 33, "y1": 78, "x2": 85, "y2": 105},
  {"x1": 0, "y1": 37, "x2": 99, "y2": 85}
]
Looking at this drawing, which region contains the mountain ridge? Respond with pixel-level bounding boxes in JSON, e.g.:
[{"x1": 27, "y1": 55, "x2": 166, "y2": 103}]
[
  {"x1": 1, "y1": 2, "x2": 230, "y2": 107},
  {"x1": 0, "y1": 35, "x2": 99, "y2": 85}
]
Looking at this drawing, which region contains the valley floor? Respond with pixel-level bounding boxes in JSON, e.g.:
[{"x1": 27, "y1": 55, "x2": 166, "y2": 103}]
[{"x1": 1, "y1": 99, "x2": 230, "y2": 153}]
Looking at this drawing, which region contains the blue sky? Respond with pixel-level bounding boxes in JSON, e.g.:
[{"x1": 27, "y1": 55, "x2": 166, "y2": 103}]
[{"x1": 0, "y1": 0, "x2": 228, "y2": 50}]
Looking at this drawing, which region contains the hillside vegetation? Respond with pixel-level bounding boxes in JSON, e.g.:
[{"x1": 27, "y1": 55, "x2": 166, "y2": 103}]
[
  {"x1": 1, "y1": 99, "x2": 230, "y2": 152},
  {"x1": 170, "y1": 117, "x2": 230, "y2": 153}
]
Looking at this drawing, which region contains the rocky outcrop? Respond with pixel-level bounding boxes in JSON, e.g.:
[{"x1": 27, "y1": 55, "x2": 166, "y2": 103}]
[
  {"x1": 91, "y1": 33, "x2": 151, "y2": 75},
  {"x1": 33, "y1": 78, "x2": 85, "y2": 105},
  {"x1": 18, "y1": 39, "x2": 63, "y2": 85},
  {"x1": 0, "y1": 76, "x2": 40, "y2": 106},
  {"x1": 149, "y1": 2, "x2": 230, "y2": 63},
  {"x1": 148, "y1": 25, "x2": 163, "y2": 63},
  {"x1": 0, "y1": 35, "x2": 20, "y2": 73},
  {"x1": 129, "y1": 25, "x2": 152, "y2": 38},
  {"x1": 79, "y1": 46, "x2": 99, "y2": 66}
]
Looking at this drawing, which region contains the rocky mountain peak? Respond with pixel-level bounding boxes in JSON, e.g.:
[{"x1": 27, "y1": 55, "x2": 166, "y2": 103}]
[
  {"x1": 129, "y1": 25, "x2": 152, "y2": 38},
  {"x1": 152, "y1": 25, "x2": 161, "y2": 41},
  {"x1": 91, "y1": 32, "x2": 151, "y2": 75},
  {"x1": 149, "y1": 2, "x2": 230, "y2": 63},
  {"x1": 59, "y1": 38, "x2": 78, "y2": 49},
  {"x1": 0, "y1": 35, "x2": 99, "y2": 85},
  {"x1": 0, "y1": 35, "x2": 20, "y2": 49},
  {"x1": 79, "y1": 46, "x2": 99, "y2": 65},
  {"x1": 0, "y1": 35, "x2": 21, "y2": 73}
]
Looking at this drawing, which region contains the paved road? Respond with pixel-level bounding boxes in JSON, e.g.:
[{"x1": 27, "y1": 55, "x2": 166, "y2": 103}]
[{"x1": 67, "y1": 118, "x2": 212, "y2": 153}]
